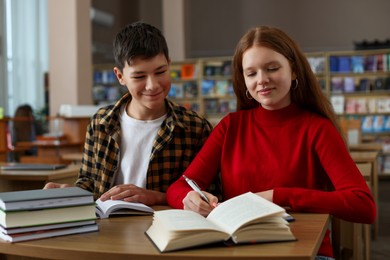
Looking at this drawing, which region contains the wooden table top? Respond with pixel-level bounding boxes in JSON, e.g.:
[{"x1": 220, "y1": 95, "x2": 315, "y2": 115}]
[
  {"x1": 0, "y1": 164, "x2": 80, "y2": 181},
  {"x1": 0, "y1": 212, "x2": 329, "y2": 260}
]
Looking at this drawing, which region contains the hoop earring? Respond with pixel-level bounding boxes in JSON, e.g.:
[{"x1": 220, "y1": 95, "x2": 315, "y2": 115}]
[
  {"x1": 245, "y1": 90, "x2": 253, "y2": 100},
  {"x1": 292, "y1": 79, "x2": 298, "y2": 90}
]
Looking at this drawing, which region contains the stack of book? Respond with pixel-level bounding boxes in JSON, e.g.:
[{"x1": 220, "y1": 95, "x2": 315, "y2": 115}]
[{"x1": 0, "y1": 187, "x2": 98, "y2": 242}]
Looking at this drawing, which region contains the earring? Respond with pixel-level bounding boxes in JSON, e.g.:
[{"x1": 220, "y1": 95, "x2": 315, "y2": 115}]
[
  {"x1": 245, "y1": 90, "x2": 253, "y2": 100},
  {"x1": 292, "y1": 79, "x2": 298, "y2": 90}
]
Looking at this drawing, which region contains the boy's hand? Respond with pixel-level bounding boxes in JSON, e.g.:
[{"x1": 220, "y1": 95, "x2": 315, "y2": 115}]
[
  {"x1": 43, "y1": 182, "x2": 72, "y2": 189},
  {"x1": 99, "y1": 184, "x2": 166, "y2": 206}
]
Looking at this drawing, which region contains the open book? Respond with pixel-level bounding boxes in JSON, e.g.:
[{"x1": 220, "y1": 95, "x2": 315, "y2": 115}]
[
  {"x1": 145, "y1": 192, "x2": 296, "y2": 252},
  {"x1": 95, "y1": 199, "x2": 154, "y2": 218}
]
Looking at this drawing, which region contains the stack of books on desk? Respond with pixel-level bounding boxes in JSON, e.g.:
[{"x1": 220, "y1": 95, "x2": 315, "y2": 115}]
[{"x1": 0, "y1": 187, "x2": 98, "y2": 242}]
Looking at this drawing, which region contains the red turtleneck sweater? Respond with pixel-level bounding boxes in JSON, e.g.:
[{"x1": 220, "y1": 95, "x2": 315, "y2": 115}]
[{"x1": 167, "y1": 103, "x2": 376, "y2": 257}]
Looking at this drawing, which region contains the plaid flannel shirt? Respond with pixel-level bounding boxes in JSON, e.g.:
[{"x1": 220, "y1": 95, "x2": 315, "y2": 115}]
[{"x1": 75, "y1": 93, "x2": 213, "y2": 200}]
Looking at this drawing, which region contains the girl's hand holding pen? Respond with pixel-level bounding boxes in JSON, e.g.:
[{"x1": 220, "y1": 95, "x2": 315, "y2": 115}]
[
  {"x1": 182, "y1": 175, "x2": 218, "y2": 216},
  {"x1": 183, "y1": 190, "x2": 218, "y2": 216}
]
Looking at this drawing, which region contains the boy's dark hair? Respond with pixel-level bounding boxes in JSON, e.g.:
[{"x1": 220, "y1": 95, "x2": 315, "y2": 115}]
[{"x1": 113, "y1": 21, "x2": 169, "y2": 71}]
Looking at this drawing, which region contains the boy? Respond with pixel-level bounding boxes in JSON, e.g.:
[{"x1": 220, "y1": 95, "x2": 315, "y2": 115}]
[{"x1": 44, "y1": 22, "x2": 213, "y2": 205}]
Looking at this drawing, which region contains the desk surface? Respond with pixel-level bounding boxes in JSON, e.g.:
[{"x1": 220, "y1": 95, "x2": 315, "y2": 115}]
[
  {"x1": 0, "y1": 164, "x2": 80, "y2": 182},
  {"x1": 349, "y1": 142, "x2": 383, "y2": 152},
  {"x1": 350, "y1": 151, "x2": 379, "y2": 162},
  {"x1": 0, "y1": 213, "x2": 329, "y2": 260}
]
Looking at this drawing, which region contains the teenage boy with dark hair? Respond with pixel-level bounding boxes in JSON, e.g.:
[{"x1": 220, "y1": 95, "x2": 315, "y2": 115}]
[{"x1": 44, "y1": 21, "x2": 213, "y2": 205}]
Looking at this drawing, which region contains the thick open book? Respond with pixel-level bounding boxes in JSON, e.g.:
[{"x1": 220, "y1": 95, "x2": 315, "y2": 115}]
[
  {"x1": 95, "y1": 199, "x2": 154, "y2": 218},
  {"x1": 145, "y1": 192, "x2": 296, "y2": 252}
]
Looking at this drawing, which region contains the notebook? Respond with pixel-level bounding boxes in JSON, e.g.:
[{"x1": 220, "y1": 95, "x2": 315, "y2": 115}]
[{"x1": 0, "y1": 163, "x2": 67, "y2": 171}]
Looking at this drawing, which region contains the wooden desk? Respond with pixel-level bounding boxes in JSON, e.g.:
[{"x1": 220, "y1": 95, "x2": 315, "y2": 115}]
[
  {"x1": 61, "y1": 152, "x2": 83, "y2": 164},
  {"x1": 15, "y1": 140, "x2": 83, "y2": 164},
  {"x1": 349, "y1": 142, "x2": 383, "y2": 152},
  {"x1": 0, "y1": 213, "x2": 329, "y2": 260},
  {"x1": 350, "y1": 151, "x2": 379, "y2": 239},
  {"x1": 0, "y1": 164, "x2": 79, "y2": 192}
]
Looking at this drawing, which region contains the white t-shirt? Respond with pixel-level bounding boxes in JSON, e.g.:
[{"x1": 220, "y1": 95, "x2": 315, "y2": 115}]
[{"x1": 115, "y1": 104, "x2": 166, "y2": 188}]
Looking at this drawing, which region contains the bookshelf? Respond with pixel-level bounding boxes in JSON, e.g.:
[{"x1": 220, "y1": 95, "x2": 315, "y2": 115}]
[
  {"x1": 92, "y1": 49, "x2": 390, "y2": 138},
  {"x1": 168, "y1": 59, "x2": 202, "y2": 114},
  {"x1": 306, "y1": 49, "x2": 390, "y2": 139},
  {"x1": 92, "y1": 64, "x2": 127, "y2": 106},
  {"x1": 306, "y1": 49, "x2": 390, "y2": 177},
  {"x1": 169, "y1": 57, "x2": 235, "y2": 125}
]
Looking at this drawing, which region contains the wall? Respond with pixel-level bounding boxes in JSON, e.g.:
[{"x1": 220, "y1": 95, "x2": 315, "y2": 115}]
[
  {"x1": 186, "y1": 0, "x2": 390, "y2": 57},
  {"x1": 92, "y1": 0, "x2": 141, "y2": 64},
  {"x1": 48, "y1": 0, "x2": 92, "y2": 116}
]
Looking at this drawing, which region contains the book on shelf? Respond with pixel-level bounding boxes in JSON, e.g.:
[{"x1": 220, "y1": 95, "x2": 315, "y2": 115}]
[
  {"x1": 338, "y1": 56, "x2": 351, "y2": 72},
  {"x1": 0, "y1": 187, "x2": 94, "y2": 211},
  {"x1": 0, "y1": 221, "x2": 98, "y2": 243},
  {"x1": 345, "y1": 99, "x2": 357, "y2": 114},
  {"x1": 373, "y1": 77, "x2": 385, "y2": 91},
  {"x1": 95, "y1": 199, "x2": 154, "y2": 219},
  {"x1": 183, "y1": 82, "x2": 198, "y2": 98},
  {"x1": 204, "y1": 99, "x2": 219, "y2": 114},
  {"x1": 376, "y1": 98, "x2": 390, "y2": 113},
  {"x1": 361, "y1": 116, "x2": 374, "y2": 133},
  {"x1": 373, "y1": 115, "x2": 386, "y2": 132},
  {"x1": 168, "y1": 83, "x2": 184, "y2": 98},
  {"x1": 351, "y1": 55, "x2": 365, "y2": 73},
  {"x1": 307, "y1": 56, "x2": 325, "y2": 74},
  {"x1": 330, "y1": 95, "x2": 345, "y2": 114},
  {"x1": 331, "y1": 77, "x2": 344, "y2": 93},
  {"x1": 364, "y1": 55, "x2": 377, "y2": 72},
  {"x1": 203, "y1": 61, "x2": 224, "y2": 76},
  {"x1": 201, "y1": 80, "x2": 215, "y2": 96},
  {"x1": 145, "y1": 192, "x2": 296, "y2": 252},
  {"x1": 215, "y1": 80, "x2": 229, "y2": 96},
  {"x1": 343, "y1": 77, "x2": 355, "y2": 93},
  {"x1": 358, "y1": 78, "x2": 371, "y2": 92},
  {"x1": 384, "y1": 116, "x2": 390, "y2": 132},
  {"x1": 170, "y1": 69, "x2": 181, "y2": 80},
  {"x1": 180, "y1": 102, "x2": 200, "y2": 113},
  {"x1": 355, "y1": 98, "x2": 368, "y2": 114},
  {"x1": 181, "y1": 64, "x2": 197, "y2": 79},
  {"x1": 221, "y1": 60, "x2": 232, "y2": 76}
]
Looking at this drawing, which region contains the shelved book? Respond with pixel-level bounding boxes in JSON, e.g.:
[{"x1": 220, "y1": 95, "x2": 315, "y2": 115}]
[
  {"x1": 0, "y1": 187, "x2": 98, "y2": 242},
  {"x1": 95, "y1": 199, "x2": 154, "y2": 219},
  {"x1": 145, "y1": 192, "x2": 296, "y2": 252}
]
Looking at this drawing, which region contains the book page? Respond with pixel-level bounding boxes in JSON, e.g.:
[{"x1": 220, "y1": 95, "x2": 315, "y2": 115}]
[
  {"x1": 153, "y1": 209, "x2": 224, "y2": 232},
  {"x1": 206, "y1": 192, "x2": 285, "y2": 235},
  {"x1": 95, "y1": 199, "x2": 153, "y2": 218}
]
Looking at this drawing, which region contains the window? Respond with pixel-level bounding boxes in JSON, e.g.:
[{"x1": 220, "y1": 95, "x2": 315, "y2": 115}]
[{"x1": 1, "y1": 0, "x2": 48, "y2": 117}]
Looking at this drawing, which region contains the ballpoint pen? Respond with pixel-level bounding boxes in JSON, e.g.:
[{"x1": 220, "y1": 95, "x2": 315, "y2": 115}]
[{"x1": 182, "y1": 175, "x2": 210, "y2": 204}]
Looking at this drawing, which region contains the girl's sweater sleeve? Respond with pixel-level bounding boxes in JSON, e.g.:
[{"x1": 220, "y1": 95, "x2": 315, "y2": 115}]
[{"x1": 273, "y1": 121, "x2": 376, "y2": 224}]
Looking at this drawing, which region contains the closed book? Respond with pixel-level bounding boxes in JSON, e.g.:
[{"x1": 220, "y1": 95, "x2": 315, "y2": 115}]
[
  {"x1": 0, "y1": 219, "x2": 96, "y2": 235},
  {"x1": 0, "y1": 204, "x2": 97, "y2": 228},
  {"x1": 0, "y1": 223, "x2": 98, "y2": 242},
  {"x1": 0, "y1": 187, "x2": 94, "y2": 211}
]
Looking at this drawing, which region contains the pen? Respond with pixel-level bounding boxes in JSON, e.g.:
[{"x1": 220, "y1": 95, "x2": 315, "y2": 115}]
[{"x1": 182, "y1": 175, "x2": 210, "y2": 204}]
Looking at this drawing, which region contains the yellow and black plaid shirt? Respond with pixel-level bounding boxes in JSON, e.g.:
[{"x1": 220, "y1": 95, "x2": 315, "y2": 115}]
[{"x1": 75, "y1": 93, "x2": 213, "y2": 200}]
